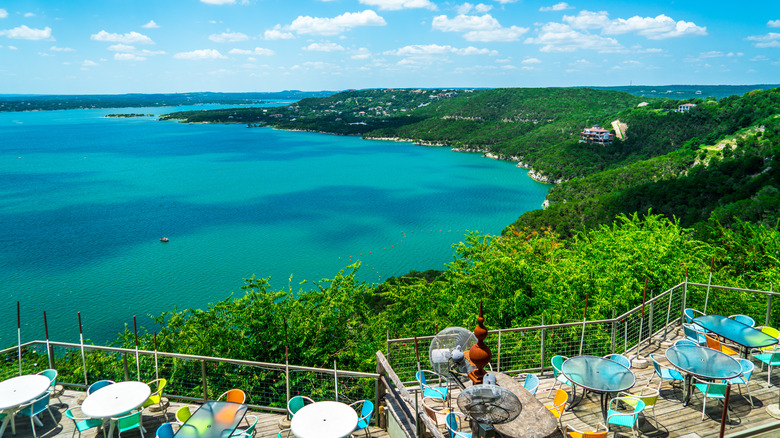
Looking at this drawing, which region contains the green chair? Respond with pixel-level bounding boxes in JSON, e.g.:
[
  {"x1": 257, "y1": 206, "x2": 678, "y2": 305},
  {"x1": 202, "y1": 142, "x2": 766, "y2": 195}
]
[
  {"x1": 65, "y1": 407, "x2": 103, "y2": 438},
  {"x1": 112, "y1": 408, "x2": 145, "y2": 438},
  {"x1": 142, "y1": 378, "x2": 168, "y2": 415},
  {"x1": 175, "y1": 406, "x2": 191, "y2": 424},
  {"x1": 231, "y1": 414, "x2": 257, "y2": 437},
  {"x1": 286, "y1": 395, "x2": 314, "y2": 419},
  {"x1": 17, "y1": 393, "x2": 57, "y2": 438},
  {"x1": 618, "y1": 383, "x2": 660, "y2": 427},
  {"x1": 38, "y1": 369, "x2": 64, "y2": 405},
  {"x1": 693, "y1": 377, "x2": 730, "y2": 421},
  {"x1": 277, "y1": 429, "x2": 293, "y2": 438},
  {"x1": 549, "y1": 355, "x2": 574, "y2": 398},
  {"x1": 606, "y1": 396, "x2": 645, "y2": 438}
]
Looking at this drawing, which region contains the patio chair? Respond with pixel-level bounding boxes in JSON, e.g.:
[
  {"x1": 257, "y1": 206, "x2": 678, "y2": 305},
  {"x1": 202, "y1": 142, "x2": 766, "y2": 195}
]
[
  {"x1": 604, "y1": 353, "x2": 631, "y2": 369},
  {"x1": 231, "y1": 415, "x2": 257, "y2": 437},
  {"x1": 648, "y1": 353, "x2": 684, "y2": 389},
  {"x1": 563, "y1": 422, "x2": 608, "y2": 438},
  {"x1": 218, "y1": 388, "x2": 247, "y2": 404},
  {"x1": 142, "y1": 378, "x2": 168, "y2": 415},
  {"x1": 444, "y1": 412, "x2": 472, "y2": 438},
  {"x1": 729, "y1": 314, "x2": 756, "y2": 327},
  {"x1": 692, "y1": 376, "x2": 730, "y2": 421},
  {"x1": 606, "y1": 397, "x2": 645, "y2": 438},
  {"x1": 705, "y1": 334, "x2": 739, "y2": 356},
  {"x1": 682, "y1": 323, "x2": 708, "y2": 345},
  {"x1": 752, "y1": 346, "x2": 780, "y2": 384},
  {"x1": 723, "y1": 358, "x2": 754, "y2": 408},
  {"x1": 17, "y1": 393, "x2": 57, "y2": 438},
  {"x1": 549, "y1": 355, "x2": 574, "y2": 398},
  {"x1": 65, "y1": 406, "x2": 103, "y2": 438},
  {"x1": 416, "y1": 370, "x2": 448, "y2": 402},
  {"x1": 286, "y1": 395, "x2": 314, "y2": 419},
  {"x1": 349, "y1": 399, "x2": 374, "y2": 438},
  {"x1": 684, "y1": 308, "x2": 706, "y2": 324},
  {"x1": 112, "y1": 408, "x2": 145, "y2": 438},
  {"x1": 175, "y1": 406, "x2": 191, "y2": 424},
  {"x1": 422, "y1": 396, "x2": 450, "y2": 430},
  {"x1": 87, "y1": 379, "x2": 116, "y2": 395},
  {"x1": 674, "y1": 339, "x2": 698, "y2": 347},
  {"x1": 755, "y1": 326, "x2": 780, "y2": 353},
  {"x1": 523, "y1": 373, "x2": 539, "y2": 395},
  {"x1": 544, "y1": 388, "x2": 569, "y2": 429},
  {"x1": 38, "y1": 369, "x2": 64, "y2": 405},
  {"x1": 155, "y1": 422, "x2": 176, "y2": 438},
  {"x1": 618, "y1": 382, "x2": 660, "y2": 427},
  {"x1": 277, "y1": 429, "x2": 293, "y2": 438}
]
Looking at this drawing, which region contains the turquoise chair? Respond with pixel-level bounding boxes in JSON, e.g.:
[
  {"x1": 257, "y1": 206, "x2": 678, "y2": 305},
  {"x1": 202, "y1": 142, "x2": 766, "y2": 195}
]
[
  {"x1": 286, "y1": 395, "x2": 314, "y2": 419},
  {"x1": 682, "y1": 323, "x2": 708, "y2": 345},
  {"x1": 684, "y1": 308, "x2": 706, "y2": 324},
  {"x1": 649, "y1": 353, "x2": 684, "y2": 388},
  {"x1": 277, "y1": 429, "x2": 293, "y2": 438},
  {"x1": 155, "y1": 422, "x2": 176, "y2": 438},
  {"x1": 752, "y1": 348, "x2": 780, "y2": 384},
  {"x1": 112, "y1": 409, "x2": 144, "y2": 438},
  {"x1": 604, "y1": 353, "x2": 631, "y2": 369},
  {"x1": 38, "y1": 369, "x2": 64, "y2": 405},
  {"x1": 523, "y1": 374, "x2": 539, "y2": 395},
  {"x1": 445, "y1": 412, "x2": 472, "y2": 438},
  {"x1": 65, "y1": 407, "x2": 103, "y2": 438},
  {"x1": 606, "y1": 397, "x2": 645, "y2": 438},
  {"x1": 349, "y1": 400, "x2": 374, "y2": 438},
  {"x1": 87, "y1": 379, "x2": 115, "y2": 395},
  {"x1": 730, "y1": 314, "x2": 756, "y2": 327},
  {"x1": 723, "y1": 358, "x2": 754, "y2": 407},
  {"x1": 416, "y1": 370, "x2": 448, "y2": 402},
  {"x1": 693, "y1": 377, "x2": 730, "y2": 421},
  {"x1": 231, "y1": 415, "x2": 257, "y2": 437},
  {"x1": 674, "y1": 339, "x2": 698, "y2": 347},
  {"x1": 17, "y1": 393, "x2": 57, "y2": 438},
  {"x1": 549, "y1": 355, "x2": 574, "y2": 398}
]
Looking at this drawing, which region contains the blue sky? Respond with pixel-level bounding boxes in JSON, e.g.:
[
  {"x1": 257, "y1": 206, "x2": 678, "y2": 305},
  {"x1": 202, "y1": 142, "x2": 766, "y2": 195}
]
[{"x1": 0, "y1": 0, "x2": 778, "y2": 94}]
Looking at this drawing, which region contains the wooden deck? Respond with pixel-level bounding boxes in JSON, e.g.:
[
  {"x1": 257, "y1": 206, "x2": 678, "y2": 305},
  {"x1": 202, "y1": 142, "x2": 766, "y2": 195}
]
[{"x1": 9, "y1": 328, "x2": 780, "y2": 438}]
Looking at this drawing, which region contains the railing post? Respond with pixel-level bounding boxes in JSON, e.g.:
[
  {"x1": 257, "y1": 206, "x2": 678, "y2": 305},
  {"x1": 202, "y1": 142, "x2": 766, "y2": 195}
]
[
  {"x1": 497, "y1": 329, "x2": 502, "y2": 372},
  {"x1": 122, "y1": 353, "x2": 130, "y2": 381},
  {"x1": 285, "y1": 347, "x2": 290, "y2": 415},
  {"x1": 47, "y1": 344, "x2": 55, "y2": 370},
  {"x1": 682, "y1": 280, "x2": 688, "y2": 324},
  {"x1": 201, "y1": 359, "x2": 208, "y2": 402},
  {"x1": 664, "y1": 286, "x2": 674, "y2": 340},
  {"x1": 624, "y1": 317, "x2": 628, "y2": 353},
  {"x1": 611, "y1": 310, "x2": 617, "y2": 354},
  {"x1": 334, "y1": 360, "x2": 339, "y2": 402},
  {"x1": 649, "y1": 290, "x2": 655, "y2": 344},
  {"x1": 539, "y1": 316, "x2": 545, "y2": 376},
  {"x1": 767, "y1": 283, "x2": 774, "y2": 327}
]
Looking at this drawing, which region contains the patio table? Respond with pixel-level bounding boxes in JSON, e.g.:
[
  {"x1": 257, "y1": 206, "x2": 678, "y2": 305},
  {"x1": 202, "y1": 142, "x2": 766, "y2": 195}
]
[
  {"x1": 665, "y1": 345, "x2": 742, "y2": 406},
  {"x1": 174, "y1": 401, "x2": 247, "y2": 438},
  {"x1": 0, "y1": 374, "x2": 51, "y2": 437},
  {"x1": 693, "y1": 314, "x2": 778, "y2": 357},
  {"x1": 81, "y1": 380, "x2": 150, "y2": 437},
  {"x1": 290, "y1": 401, "x2": 358, "y2": 438},
  {"x1": 561, "y1": 355, "x2": 635, "y2": 422}
]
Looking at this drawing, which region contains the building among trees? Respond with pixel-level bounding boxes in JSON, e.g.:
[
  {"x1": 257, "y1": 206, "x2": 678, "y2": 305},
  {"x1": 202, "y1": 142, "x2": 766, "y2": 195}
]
[{"x1": 580, "y1": 125, "x2": 614, "y2": 145}]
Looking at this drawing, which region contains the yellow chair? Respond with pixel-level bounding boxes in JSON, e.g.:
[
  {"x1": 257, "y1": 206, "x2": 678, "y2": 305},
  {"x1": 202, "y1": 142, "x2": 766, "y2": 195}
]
[
  {"x1": 705, "y1": 334, "x2": 739, "y2": 356},
  {"x1": 545, "y1": 388, "x2": 568, "y2": 429},
  {"x1": 619, "y1": 383, "x2": 660, "y2": 427},
  {"x1": 142, "y1": 378, "x2": 168, "y2": 414},
  {"x1": 175, "y1": 406, "x2": 191, "y2": 424},
  {"x1": 755, "y1": 326, "x2": 780, "y2": 352},
  {"x1": 564, "y1": 423, "x2": 608, "y2": 438}
]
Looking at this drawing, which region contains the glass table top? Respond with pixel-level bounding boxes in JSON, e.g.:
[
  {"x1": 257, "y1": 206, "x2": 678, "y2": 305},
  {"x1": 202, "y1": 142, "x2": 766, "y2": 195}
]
[
  {"x1": 694, "y1": 314, "x2": 778, "y2": 349},
  {"x1": 561, "y1": 356, "x2": 635, "y2": 393},
  {"x1": 665, "y1": 345, "x2": 742, "y2": 379},
  {"x1": 174, "y1": 401, "x2": 247, "y2": 438}
]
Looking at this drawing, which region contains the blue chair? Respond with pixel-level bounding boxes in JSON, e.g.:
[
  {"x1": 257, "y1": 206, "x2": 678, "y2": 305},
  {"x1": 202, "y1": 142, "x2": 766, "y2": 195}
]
[
  {"x1": 445, "y1": 412, "x2": 472, "y2": 438},
  {"x1": 416, "y1": 370, "x2": 448, "y2": 402},
  {"x1": 549, "y1": 355, "x2": 574, "y2": 398},
  {"x1": 286, "y1": 395, "x2": 314, "y2": 419},
  {"x1": 155, "y1": 422, "x2": 176, "y2": 438},
  {"x1": 606, "y1": 397, "x2": 645, "y2": 438},
  {"x1": 87, "y1": 379, "x2": 115, "y2": 395},
  {"x1": 349, "y1": 399, "x2": 374, "y2": 438},
  {"x1": 523, "y1": 374, "x2": 539, "y2": 395},
  {"x1": 684, "y1": 308, "x2": 706, "y2": 324},
  {"x1": 112, "y1": 409, "x2": 144, "y2": 438},
  {"x1": 65, "y1": 407, "x2": 103, "y2": 438},
  {"x1": 693, "y1": 377, "x2": 730, "y2": 421},
  {"x1": 277, "y1": 429, "x2": 293, "y2": 438},
  {"x1": 682, "y1": 323, "x2": 708, "y2": 345},
  {"x1": 17, "y1": 393, "x2": 56, "y2": 438},
  {"x1": 674, "y1": 339, "x2": 698, "y2": 347},
  {"x1": 723, "y1": 358, "x2": 754, "y2": 408},
  {"x1": 38, "y1": 369, "x2": 64, "y2": 405},
  {"x1": 649, "y1": 353, "x2": 684, "y2": 389},
  {"x1": 730, "y1": 314, "x2": 756, "y2": 327},
  {"x1": 753, "y1": 347, "x2": 780, "y2": 385},
  {"x1": 604, "y1": 353, "x2": 631, "y2": 369}
]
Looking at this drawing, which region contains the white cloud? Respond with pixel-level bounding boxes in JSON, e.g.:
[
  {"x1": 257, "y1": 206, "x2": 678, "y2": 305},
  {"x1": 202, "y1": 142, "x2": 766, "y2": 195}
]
[
  {"x1": 540, "y1": 2, "x2": 573, "y2": 12},
  {"x1": 464, "y1": 26, "x2": 527, "y2": 42},
  {"x1": 303, "y1": 42, "x2": 345, "y2": 52},
  {"x1": 24, "y1": 12, "x2": 35, "y2": 17},
  {"x1": 747, "y1": 32, "x2": 780, "y2": 48},
  {"x1": 563, "y1": 11, "x2": 611, "y2": 30},
  {"x1": 358, "y1": 0, "x2": 436, "y2": 10},
  {"x1": 385, "y1": 44, "x2": 495, "y2": 57},
  {"x1": 115, "y1": 53, "x2": 146, "y2": 61},
  {"x1": 142, "y1": 20, "x2": 159, "y2": 29},
  {"x1": 351, "y1": 47, "x2": 372, "y2": 59},
  {"x1": 174, "y1": 49, "x2": 227, "y2": 60},
  {"x1": 563, "y1": 11, "x2": 707, "y2": 39},
  {"x1": 768, "y1": 20, "x2": 780, "y2": 28},
  {"x1": 521, "y1": 57, "x2": 542, "y2": 64},
  {"x1": 91, "y1": 30, "x2": 153, "y2": 44},
  {"x1": 0, "y1": 9, "x2": 7, "y2": 19},
  {"x1": 108, "y1": 43, "x2": 136, "y2": 52},
  {"x1": 209, "y1": 31, "x2": 249, "y2": 43},
  {"x1": 201, "y1": 0, "x2": 236, "y2": 4},
  {"x1": 264, "y1": 28, "x2": 295, "y2": 40},
  {"x1": 50, "y1": 46, "x2": 74, "y2": 52},
  {"x1": 432, "y1": 14, "x2": 527, "y2": 42},
  {"x1": 525, "y1": 22, "x2": 624, "y2": 52},
  {"x1": 82, "y1": 60, "x2": 98, "y2": 67},
  {"x1": 0, "y1": 25, "x2": 53, "y2": 40},
  {"x1": 228, "y1": 48, "x2": 252, "y2": 55},
  {"x1": 494, "y1": 0, "x2": 518, "y2": 3},
  {"x1": 457, "y1": 3, "x2": 493, "y2": 15},
  {"x1": 289, "y1": 10, "x2": 386, "y2": 36},
  {"x1": 228, "y1": 47, "x2": 275, "y2": 55}
]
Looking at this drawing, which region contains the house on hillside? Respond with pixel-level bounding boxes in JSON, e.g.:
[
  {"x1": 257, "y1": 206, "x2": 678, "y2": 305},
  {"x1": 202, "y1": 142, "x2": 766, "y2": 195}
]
[
  {"x1": 677, "y1": 103, "x2": 697, "y2": 112},
  {"x1": 580, "y1": 125, "x2": 614, "y2": 145}
]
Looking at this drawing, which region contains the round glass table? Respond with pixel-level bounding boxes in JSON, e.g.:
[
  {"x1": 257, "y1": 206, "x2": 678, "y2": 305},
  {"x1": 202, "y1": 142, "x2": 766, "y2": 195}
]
[
  {"x1": 0, "y1": 374, "x2": 52, "y2": 437},
  {"x1": 665, "y1": 345, "x2": 742, "y2": 406},
  {"x1": 561, "y1": 355, "x2": 636, "y2": 421}
]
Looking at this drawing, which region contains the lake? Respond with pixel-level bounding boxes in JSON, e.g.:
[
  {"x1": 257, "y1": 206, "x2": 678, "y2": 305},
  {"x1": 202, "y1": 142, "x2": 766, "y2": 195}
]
[{"x1": 0, "y1": 104, "x2": 550, "y2": 346}]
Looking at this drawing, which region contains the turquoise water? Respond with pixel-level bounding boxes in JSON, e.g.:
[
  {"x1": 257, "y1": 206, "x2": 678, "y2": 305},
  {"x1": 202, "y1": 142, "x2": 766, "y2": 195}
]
[{"x1": 0, "y1": 105, "x2": 550, "y2": 346}]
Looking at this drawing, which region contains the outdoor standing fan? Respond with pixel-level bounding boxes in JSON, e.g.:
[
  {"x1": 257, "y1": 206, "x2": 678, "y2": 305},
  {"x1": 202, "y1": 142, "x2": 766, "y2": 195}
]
[
  {"x1": 457, "y1": 384, "x2": 522, "y2": 438},
  {"x1": 429, "y1": 327, "x2": 477, "y2": 387}
]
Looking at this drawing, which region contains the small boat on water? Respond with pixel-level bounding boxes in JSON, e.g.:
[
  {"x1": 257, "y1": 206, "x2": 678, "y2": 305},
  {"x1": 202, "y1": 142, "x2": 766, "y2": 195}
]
[{"x1": 160, "y1": 237, "x2": 169, "y2": 242}]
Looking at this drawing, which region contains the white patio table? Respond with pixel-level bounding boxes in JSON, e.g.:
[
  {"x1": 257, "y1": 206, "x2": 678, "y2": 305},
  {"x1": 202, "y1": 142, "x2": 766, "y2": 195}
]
[
  {"x1": 290, "y1": 401, "x2": 358, "y2": 438},
  {"x1": 0, "y1": 374, "x2": 51, "y2": 437},
  {"x1": 81, "y1": 381, "x2": 150, "y2": 437}
]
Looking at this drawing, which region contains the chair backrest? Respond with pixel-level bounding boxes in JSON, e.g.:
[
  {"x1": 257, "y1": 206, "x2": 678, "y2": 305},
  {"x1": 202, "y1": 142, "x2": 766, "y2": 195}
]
[
  {"x1": 682, "y1": 323, "x2": 703, "y2": 342},
  {"x1": 738, "y1": 358, "x2": 755, "y2": 380},
  {"x1": 21, "y1": 393, "x2": 50, "y2": 416},
  {"x1": 244, "y1": 415, "x2": 258, "y2": 435},
  {"x1": 445, "y1": 412, "x2": 464, "y2": 438},
  {"x1": 636, "y1": 386, "x2": 659, "y2": 408},
  {"x1": 630, "y1": 399, "x2": 646, "y2": 416},
  {"x1": 221, "y1": 389, "x2": 246, "y2": 404},
  {"x1": 416, "y1": 370, "x2": 428, "y2": 385},
  {"x1": 422, "y1": 397, "x2": 448, "y2": 425},
  {"x1": 684, "y1": 308, "x2": 704, "y2": 324},
  {"x1": 287, "y1": 395, "x2": 313, "y2": 417},
  {"x1": 551, "y1": 388, "x2": 568, "y2": 414},
  {"x1": 87, "y1": 379, "x2": 115, "y2": 395},
  {"x1": 649, "y1": 353, "x2": 663, "y2": 376},
  {"x1": 149, "y1": 378, "x2": 167, "y2": 395},
  {"x1": 551, "y1": 355, "x2": 566, "y2": 376},
  {"x1": 565, "y1": 424, "x2": 608, "y2": 438},
  {"x1": 115, "y1": 410, "x2": 142, "y2": 432},
  {"x1": 762, "y1": 326, "x2": 780, "y2": 339},
  {"x1": 705, "y1": 334, "x2": 723, "y2": 352},
  {"x1": 674, "y1": 339, "x2": 698, "y2": 347},
  {"x1": 730, "y1": 314, "x2": 755, "y2": 327},
  {"x1": 523, "y1": 374, "x2": 539, "y2": 394},
  {"x1": 155, "y1": 422, "x2": 176, "y2": 438},
  {"x1": 278, "y1": 429, "x2": 293, "y2": 438},
  {"x1": 39, "y1": 369, "x2": 57, "y2": 385},
  {"x1": 357, "y1": 399, "x2": 374, "y2": 425},
  {"x1": 605, "y1": 354, "x2": 630, "y2": 368},
  {"x1": 175, "y1": 406, "x2": 191, "y2": 423}
]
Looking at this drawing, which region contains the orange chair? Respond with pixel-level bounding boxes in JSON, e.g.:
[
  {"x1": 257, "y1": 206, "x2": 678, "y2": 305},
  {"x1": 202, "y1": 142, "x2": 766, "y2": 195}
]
[
  {"x1": 564, "y1": 423, "x2": 608, "y2": 438},
  {"x1": 544, "y1": 388, "x2": 569, "y2": 429},
  {"x1": 218, "y1": 389, "x2": 247, "y2": 404},
  {"x1": 705, "y1": 335, "x2": 739, "y2": 356}
]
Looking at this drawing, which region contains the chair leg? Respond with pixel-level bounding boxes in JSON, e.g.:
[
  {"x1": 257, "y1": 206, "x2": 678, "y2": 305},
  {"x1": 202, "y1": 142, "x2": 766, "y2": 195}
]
[
  {"x1": 746, "y1": 382, "x2": 754, "y2": 408},
  {"x1": 30, "y1": 416, "x2": 38, "y2": 438}
]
